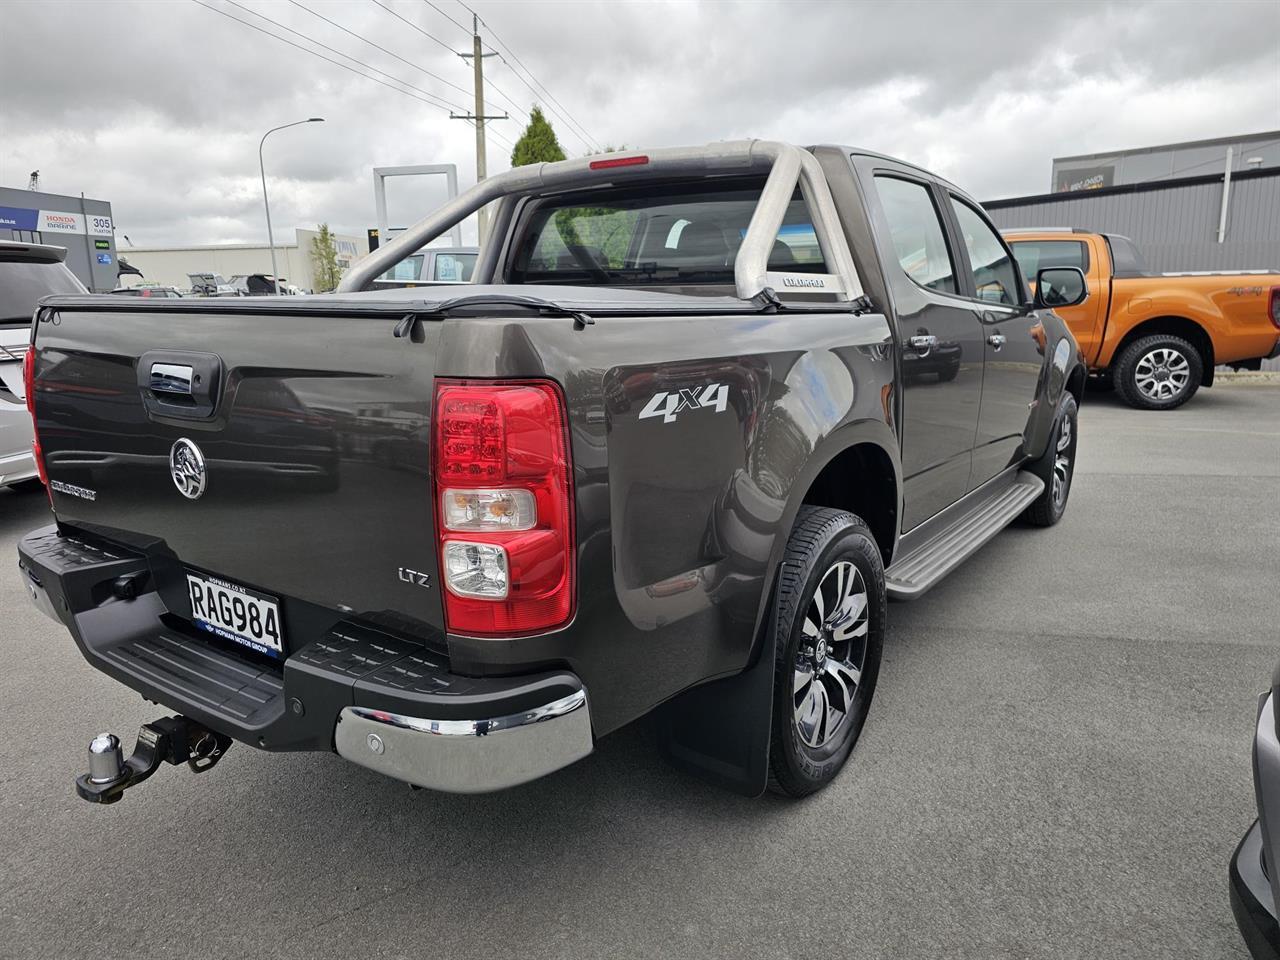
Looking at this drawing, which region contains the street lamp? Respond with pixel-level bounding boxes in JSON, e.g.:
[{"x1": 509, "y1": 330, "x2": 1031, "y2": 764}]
[{"x1": 259, "y1": 117, "x2": 324, "y2": 296}]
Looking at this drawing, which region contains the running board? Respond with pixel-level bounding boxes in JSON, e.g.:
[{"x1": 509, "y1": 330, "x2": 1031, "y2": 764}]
[{"x1": 885, "y1": 471, "x2": 1044, "y2": 600}]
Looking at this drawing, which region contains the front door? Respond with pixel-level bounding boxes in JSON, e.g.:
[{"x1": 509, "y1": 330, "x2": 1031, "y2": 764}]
[
  {"x1": 946, "y1": 197, "x2": 1044, "y2": 488},
  {"x1": 1008, "y1": 236, "x2": 1106, "y2": 362},
  {"x1": 867, "y1": 173, "x2": 985, "y2": 531}
]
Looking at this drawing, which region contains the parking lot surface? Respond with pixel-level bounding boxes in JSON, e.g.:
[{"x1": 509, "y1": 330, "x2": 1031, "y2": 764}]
[{"x1": 1, "y1": 382, "x2": 1276, "y2": 960}]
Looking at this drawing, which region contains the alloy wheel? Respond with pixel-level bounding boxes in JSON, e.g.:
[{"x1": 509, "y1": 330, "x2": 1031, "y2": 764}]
[
  {"x1": 793, "y1": 560, "x2": 869, "y2": 749},
  {"x1": 1052, "y1": 413, "x2": 1073, "y2": 510},
  {"x1": 1134, "y1": 347, "x2": 1191, "y2": 402}
]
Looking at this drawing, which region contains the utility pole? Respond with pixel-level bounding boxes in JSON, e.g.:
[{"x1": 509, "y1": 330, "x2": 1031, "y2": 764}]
[{"x1": 452, "y1": 14, "x2": 507, "y2": 246}]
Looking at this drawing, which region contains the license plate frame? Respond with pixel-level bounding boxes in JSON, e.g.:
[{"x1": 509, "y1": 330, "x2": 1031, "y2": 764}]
[{"x1": 185, "y1": 570, "x2": 285, "y2": 659}]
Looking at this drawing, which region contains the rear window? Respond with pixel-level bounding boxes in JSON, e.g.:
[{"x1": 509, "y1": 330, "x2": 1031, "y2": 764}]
[
  {"x1": 1104, "y1": 235, "x2": 1149, "y2": 278},
  {"x1": 0, "y1": 258, "x2": 85, "y2": 324},
  {"x1": 381, "y1": 255, "x2": 424, "y2": 283},
  {"x1": 507, "y1": 181, "x2": 827, "y2": 286},
  {"x1": 432, "y1": 251, "x2": 476, "y2": 282},
  {"x1": 1009, "y1": 240, "x2": 1089, "y2": 284}
]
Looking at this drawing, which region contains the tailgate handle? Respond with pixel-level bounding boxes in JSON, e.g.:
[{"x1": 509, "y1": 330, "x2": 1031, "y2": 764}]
[
  {"x1": 137, "y1": 351, "x2": 222, "y2": 419},
  {"x1": 150, "y1": 363, "x2": 194, "y2": 400}
]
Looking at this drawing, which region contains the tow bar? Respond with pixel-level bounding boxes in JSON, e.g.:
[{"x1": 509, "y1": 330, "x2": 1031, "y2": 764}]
[{"x1": 75, "y1": 716, "x2": 232, "y2": 804}]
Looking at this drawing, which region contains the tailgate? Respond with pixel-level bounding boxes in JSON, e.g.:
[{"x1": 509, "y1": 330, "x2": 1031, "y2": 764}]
[{"x1": 32, "y1": 300, "x2": 445, "y2": 639}]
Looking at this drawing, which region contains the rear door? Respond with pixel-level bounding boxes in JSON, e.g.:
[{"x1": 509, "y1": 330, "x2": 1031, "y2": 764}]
[
  {"x1": 862, "y1": 170, "x2": 984, "y2": 530},
  {"x1": 944, "y1": 196, "x2": 1044, "y2": 488}
]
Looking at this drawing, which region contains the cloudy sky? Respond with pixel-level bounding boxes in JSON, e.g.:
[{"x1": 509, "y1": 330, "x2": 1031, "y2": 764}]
[{"x1": 2, "y1": 0, "x2": 1277, "y2": 247}]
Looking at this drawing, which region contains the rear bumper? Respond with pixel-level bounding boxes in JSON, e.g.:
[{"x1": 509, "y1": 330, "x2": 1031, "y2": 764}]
[
  {"x1": 1232, "y1": 820, "x2": 1280, "y2": 960},
  {"x1": 18, "y1": 524, "x2": 593, "y2": 793},
  {"x1": 1233, "y1": 690, "x2": 1280, "y2": 959},
  {"x1": 334, "y1": 690, "x2": 591, "y2": 793}
]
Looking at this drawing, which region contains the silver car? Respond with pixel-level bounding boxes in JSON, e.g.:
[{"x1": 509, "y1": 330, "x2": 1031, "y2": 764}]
[{"x1": 0, "y1": 240, "x2": 85, "y2": 488}]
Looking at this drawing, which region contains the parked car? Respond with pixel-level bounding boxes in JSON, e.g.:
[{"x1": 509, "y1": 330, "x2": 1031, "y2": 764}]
[
  {"x1": 186, "y1": 273, "x2": 238, "y2": 297},
  {"x1": 18, "y1": 141, "x2": 1088, "y2": 804},
  {"x1": 228, "y1": 274, "x2": 294, "y2": 296},
  {"x1": 0, "y1": 240, "x2": 85, "y2": 490},
  {"x1": 372, "y1": 245, "x2": 479, "y2": 289},
  {"x1": 1004, "y1": 229, "x2": 1280, "y2": 409},
  {"x1": 1231, "y1": 663, "x2": 1280, "y2": 960},
  {"x1": 111, "y1": 285, "x2": 184, "y2": 299}
]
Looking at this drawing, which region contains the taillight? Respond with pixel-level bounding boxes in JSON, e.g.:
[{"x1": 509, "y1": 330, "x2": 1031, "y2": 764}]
[
  {"x1": 1270, "y1": 286, "x2": 1280, "y2": 330},
  {"x1": 23, "y1": 346, "x2": 35, "y2": 416},
  {"x1": 433, "y1": 379, "x2": 575, "y2": 636},
  {"x1": 23, "y1": 347, "x2": 48, "y2": 487}
]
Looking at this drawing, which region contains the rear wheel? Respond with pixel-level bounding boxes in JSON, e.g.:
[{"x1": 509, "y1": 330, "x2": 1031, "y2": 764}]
[
  {"x1": 8, "y1": 478, "x2": 44, "y2": 494},
  {"x1": 1113, "y1": 334, "x2": 1202, "y2": 410},
  {"x1": 768, "y1": 507, "x2": 885, "y2": 797}
]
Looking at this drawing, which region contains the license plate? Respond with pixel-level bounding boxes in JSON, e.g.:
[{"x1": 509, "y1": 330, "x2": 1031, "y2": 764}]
[{"x1": 185, "y1": 571, "x2": 284, "y2": 659}]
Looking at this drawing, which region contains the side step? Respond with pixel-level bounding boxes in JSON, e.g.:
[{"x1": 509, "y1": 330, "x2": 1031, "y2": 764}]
[{"x1": 885, "y1": 471, "x2": 1043, "y2": 600}]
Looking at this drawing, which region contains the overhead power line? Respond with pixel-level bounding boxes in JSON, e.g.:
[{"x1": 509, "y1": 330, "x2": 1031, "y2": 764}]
[
  {"x1": 421, "y1": 0, "x2": 469, "y2": 35},
  {"x1": 188, "y1": 0, "x2": 512, "y2": 149},
  {"x1": 370, "y1": 0, "x2": 458, "y2": 58},
  {"x1": 453, "y1": 0, "x2": 602, "y2": 152},
  {"x1": 287, "y1": 0, "x2": 473, "y2": 104}
]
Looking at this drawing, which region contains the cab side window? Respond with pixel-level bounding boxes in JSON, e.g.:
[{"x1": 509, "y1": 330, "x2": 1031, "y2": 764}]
[
  {"x1": 872, "y1": 176, "x2": 957, "y2": 295},
  {"x1": 1009, "y1": 240, "x2": 1089, "y2": 286},
  {"x1": 949, "y1": 198, "x2": 1020, "y2": 305}
]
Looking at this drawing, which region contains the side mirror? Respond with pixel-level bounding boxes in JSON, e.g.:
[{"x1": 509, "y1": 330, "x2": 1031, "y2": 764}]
[{"x1": 1034, "y1": 266, "x2": 1087, "y2": 309}]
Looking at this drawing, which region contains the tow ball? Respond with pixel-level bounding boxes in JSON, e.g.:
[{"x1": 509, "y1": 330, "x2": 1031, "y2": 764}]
[{"x1": 75, "y1": 716, "x2": 232, "y2": 805}]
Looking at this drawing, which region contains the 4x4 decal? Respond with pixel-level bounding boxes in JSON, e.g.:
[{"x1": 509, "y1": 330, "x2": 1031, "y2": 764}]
[{"x1": 638, "y1": 383, "x2": 729, "y2": 424}]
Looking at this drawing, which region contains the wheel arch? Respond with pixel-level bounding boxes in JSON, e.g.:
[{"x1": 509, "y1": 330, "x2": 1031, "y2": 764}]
[
  {"x1": 1108, "y1": 316, "x2": 1215, "y2": 386},
  {"x1": 797, "y1": 441, "x2": 900, "y2": 568}
]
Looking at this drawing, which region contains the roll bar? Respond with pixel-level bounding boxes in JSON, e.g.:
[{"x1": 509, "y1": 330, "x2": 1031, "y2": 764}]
[{"x1": 338, "y1": 140, "x2": 862, "y2": 302}]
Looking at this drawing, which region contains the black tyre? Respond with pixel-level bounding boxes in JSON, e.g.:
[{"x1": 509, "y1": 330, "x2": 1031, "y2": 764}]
[
  {"x1": 1113, "y1": 334, "x2": 1202, "y2": 410},
  {"x1": 1021, "y1": 393, "x2": 1078, "y2": 527},
  {"x1": 8, "y1": 478, "x2": 44, "y2": 494},
  {"x1": 936, "y1": 364, "x2": 959, "y2": 383},
  {"x1": 768, "y1": 506, "x2": 885, "y2": 797}
]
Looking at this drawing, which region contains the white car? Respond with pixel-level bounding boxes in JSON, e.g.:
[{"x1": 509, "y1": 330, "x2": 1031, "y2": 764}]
[{"x1": 0, "y1": 240, "x2": 86, "y2": 488}]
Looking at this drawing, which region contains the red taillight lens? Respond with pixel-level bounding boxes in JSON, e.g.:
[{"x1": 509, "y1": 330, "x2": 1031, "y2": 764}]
[
  {"x1": 433, "y1": 380, "x2": 575, "y2": 636},
  {"x1": 1269, "y1": 286, "x2": 1280, "y2": 330},
  {"x1": 23, "y1": 346, "x2": 35, "y2": 416},
  {"x1": 23, "y1": 347, "x2": 48, "y2": 488},
  {"x1": 589, "y1": 154, "x2": 649, "y2": 170}
]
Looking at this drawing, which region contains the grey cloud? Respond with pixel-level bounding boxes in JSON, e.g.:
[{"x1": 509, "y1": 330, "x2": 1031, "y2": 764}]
[{"x1": 2, "y1": 0, "x2": 1276, "y2": 246}]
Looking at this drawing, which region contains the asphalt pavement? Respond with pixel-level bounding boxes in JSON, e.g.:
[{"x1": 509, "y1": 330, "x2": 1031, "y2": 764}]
[{"x1": 1, "y1": 382, "x2": 1277, "y2": 960}]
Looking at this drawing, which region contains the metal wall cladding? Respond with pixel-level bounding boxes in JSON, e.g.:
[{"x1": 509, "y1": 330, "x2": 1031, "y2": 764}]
[{"x1": 987, "y1": 173, "x2": 1280, "y2": 276}]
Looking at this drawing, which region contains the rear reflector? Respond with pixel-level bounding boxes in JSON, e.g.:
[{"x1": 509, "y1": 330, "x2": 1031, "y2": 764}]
[
  {"x1": 433, "y1": 380, "x2": 575, "y2": 636},
  {"x1": 589, "y1": 155, "x2": 649, "y2": 170}
]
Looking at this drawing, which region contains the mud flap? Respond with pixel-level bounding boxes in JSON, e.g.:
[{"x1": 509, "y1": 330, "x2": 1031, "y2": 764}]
[{"x1": 655, "y1": 608, "x2": 776, "y2": 798}]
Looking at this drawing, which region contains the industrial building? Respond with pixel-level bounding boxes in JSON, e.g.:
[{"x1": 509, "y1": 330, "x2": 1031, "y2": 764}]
[
  {"x1": 986, "y1": 131, "x2": 1280, "y2": 274},
  {"x1": 118, "y1": 227, "x2": 368, "y2": 293},
  {"x1": 0, "y1": 185, "x2": 117, "y2": 292}
]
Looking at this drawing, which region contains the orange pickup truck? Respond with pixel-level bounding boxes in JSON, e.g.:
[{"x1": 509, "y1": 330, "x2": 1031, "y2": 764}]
[{"x1": 1004, "y1": 230, "x2": 1280, "y2": 409}]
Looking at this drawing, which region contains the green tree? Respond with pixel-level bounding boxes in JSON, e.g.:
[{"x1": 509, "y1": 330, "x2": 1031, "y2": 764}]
[
  {"x1": 510, "y1": 106, "x2": 566, "y2": 167},
  {"x1": 309, "y1": 223, "x2": 342, "y2": 292}
]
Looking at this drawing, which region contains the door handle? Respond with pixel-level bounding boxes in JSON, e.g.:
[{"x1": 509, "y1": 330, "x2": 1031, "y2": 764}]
[
  {"x1": 987, "y1": 334, "x2": 1007, "y2": 351},
  {"x1": 908, "y1": 334, "x2": 938, "y2": 353}
]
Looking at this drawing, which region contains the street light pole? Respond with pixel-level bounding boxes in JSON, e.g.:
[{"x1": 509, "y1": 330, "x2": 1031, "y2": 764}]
[{"x1": 259, "y1": 117, "x2": 324, "y2": 295}]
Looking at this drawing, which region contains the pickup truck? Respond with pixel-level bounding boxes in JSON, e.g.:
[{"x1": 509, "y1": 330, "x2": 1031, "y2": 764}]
[
  {"x1": 18, "y1": 141, "x2": 1088, "y2": 801},
  {"x1": 1004, "y1": 230, "x2": 1280, "y2": 409}
]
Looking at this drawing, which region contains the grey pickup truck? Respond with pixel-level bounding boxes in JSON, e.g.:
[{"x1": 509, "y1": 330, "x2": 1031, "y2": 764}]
[{"x1": 18, "y1": 141, "x2": 1088, "y2": 801}]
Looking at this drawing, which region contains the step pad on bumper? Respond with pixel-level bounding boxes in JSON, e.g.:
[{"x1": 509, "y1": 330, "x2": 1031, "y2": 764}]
[{"x1": 102, "y1": 631, "x2": 284, "y2": 725}]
